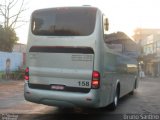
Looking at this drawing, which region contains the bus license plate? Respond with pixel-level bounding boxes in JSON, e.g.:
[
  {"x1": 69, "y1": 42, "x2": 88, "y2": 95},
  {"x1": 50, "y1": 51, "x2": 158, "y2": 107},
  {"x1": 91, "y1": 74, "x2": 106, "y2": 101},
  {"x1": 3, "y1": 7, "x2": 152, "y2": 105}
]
[{"x1": 51, "y1": 85, "x2": 64, "y2": 90}]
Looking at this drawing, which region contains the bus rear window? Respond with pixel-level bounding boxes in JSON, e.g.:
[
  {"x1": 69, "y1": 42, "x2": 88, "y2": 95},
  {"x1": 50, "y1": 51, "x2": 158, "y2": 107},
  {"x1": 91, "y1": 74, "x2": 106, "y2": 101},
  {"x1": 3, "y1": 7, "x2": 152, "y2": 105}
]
[{"x1": 31, "y1": 7, "x2": 97, "y2": 36}]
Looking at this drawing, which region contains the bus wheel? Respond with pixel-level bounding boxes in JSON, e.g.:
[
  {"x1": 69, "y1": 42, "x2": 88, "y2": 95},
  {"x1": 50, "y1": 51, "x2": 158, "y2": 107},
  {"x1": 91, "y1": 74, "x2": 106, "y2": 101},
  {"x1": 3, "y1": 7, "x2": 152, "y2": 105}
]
[{"x1": 108, "y1": 87, "x2": 119, "y2": 111}]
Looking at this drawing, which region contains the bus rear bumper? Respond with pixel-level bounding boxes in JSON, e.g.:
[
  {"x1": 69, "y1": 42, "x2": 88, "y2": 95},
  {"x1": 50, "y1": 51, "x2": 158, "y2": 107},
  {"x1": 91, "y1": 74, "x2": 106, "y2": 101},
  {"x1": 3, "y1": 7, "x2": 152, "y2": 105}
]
[{"x1": 24, "y1": 83, "x2": 100, "y2": 108}]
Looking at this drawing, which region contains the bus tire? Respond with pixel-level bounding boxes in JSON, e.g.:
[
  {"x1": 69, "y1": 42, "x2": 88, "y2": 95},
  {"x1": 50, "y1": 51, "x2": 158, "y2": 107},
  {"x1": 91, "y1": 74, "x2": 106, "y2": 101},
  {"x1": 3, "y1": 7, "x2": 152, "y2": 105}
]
[{"x1": 108, "y1": 85, "x2": 119, "y2": 111}]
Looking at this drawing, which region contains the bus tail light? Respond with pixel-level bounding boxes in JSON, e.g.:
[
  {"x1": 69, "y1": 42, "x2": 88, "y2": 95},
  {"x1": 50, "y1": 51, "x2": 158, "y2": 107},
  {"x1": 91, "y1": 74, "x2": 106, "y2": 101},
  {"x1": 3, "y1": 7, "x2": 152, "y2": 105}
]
[
  {"x1": 25, "y1": 67, "x2": 29, "y2": 81},
  {"x1": 91, "y1": 71, "x2": 100, "y2": 89}
]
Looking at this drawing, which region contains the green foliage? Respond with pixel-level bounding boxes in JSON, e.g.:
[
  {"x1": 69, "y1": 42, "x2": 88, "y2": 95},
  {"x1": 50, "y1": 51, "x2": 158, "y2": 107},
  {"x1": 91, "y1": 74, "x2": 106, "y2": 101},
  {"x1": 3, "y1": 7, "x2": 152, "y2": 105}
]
[
  {"x1": 0, "y1": 27, "x2": 18, "y2": 52},
  {"x1": 0, "y1": 69, "x2": 24, "y2": 80}
]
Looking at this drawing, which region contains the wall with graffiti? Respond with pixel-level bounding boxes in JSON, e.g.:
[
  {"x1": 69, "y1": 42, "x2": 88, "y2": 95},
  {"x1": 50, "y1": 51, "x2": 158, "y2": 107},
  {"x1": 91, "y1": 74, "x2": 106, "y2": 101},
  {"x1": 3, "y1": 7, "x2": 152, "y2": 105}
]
[{"x1": 0, "y1": 52, "x2": 23, "y2": 72}]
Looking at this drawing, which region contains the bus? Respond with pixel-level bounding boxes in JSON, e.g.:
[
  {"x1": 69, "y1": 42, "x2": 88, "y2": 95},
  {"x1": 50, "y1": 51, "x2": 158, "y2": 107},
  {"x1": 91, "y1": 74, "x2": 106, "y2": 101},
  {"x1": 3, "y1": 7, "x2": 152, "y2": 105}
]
[{"x1": 24, "y1": 6, "x2": 139, "y2": 110}]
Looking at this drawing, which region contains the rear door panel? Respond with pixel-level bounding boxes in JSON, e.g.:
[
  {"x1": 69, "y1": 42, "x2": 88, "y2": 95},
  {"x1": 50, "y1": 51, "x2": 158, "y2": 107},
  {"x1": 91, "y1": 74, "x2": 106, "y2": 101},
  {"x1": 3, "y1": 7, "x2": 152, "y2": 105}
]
[{"x1": 28, "y1": 47, "x2": 94, "y2": 89}]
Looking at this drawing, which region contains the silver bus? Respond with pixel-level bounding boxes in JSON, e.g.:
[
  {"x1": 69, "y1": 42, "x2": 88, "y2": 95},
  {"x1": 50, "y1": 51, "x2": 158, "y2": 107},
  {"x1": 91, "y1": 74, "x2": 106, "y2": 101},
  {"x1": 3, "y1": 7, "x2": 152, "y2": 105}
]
[{"x1": 24, "y1": 6, "x2": 138, "y2": 110}]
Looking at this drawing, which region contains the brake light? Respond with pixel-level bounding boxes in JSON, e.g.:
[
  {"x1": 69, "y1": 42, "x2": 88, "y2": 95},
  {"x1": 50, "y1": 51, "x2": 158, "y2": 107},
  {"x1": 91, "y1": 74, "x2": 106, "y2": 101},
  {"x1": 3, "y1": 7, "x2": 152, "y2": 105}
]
[
  {"x1": 25, "y1": 67, "x2": 29, "y2": 81},
  {"x1": 91, "y1": 71, "x2": 100, "y2": 89}
]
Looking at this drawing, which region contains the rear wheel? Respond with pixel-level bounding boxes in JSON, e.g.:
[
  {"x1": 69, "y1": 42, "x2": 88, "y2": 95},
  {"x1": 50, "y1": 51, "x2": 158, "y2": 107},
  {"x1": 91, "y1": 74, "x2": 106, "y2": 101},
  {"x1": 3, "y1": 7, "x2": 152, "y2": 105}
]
[{"x1": 108, "y1": 86, "x2": 119, "y2": 111}]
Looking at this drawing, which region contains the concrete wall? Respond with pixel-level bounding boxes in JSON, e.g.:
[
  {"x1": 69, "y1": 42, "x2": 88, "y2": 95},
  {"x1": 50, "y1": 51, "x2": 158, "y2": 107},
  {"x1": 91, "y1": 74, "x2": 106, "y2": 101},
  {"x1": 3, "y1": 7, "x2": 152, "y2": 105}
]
[{"x1": 0, "y1": 52, "x2": 23, "y2": 72}]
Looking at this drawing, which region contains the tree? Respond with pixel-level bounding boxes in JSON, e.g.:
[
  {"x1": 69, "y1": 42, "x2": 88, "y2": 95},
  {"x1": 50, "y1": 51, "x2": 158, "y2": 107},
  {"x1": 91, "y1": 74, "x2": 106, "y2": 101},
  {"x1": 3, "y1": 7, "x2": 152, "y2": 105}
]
[
  {"x1": 0, "y1": 0, "x2": 27, "y2": 29},
  {"x1": 0, "y1": 27, "x2": 18, "y2": 52},
  {"x1": 0, "y1": 0, "x2": 27, "y2": 52}
]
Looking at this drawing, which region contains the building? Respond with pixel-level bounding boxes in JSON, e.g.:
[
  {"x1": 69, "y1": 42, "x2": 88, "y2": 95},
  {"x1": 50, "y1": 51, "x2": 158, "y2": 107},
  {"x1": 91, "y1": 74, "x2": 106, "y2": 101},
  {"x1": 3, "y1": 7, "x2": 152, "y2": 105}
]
[
  {"x1": 13, "y1": 43, "x2": 27, "y2": 53},
  {"x1": 141, "y1": 34, "x2": 160, "y2": 76},
  {"x1": 133, "y1": 28, "x2": 160, "y2": 43},
  {"x1": 105, "y1": 32, "x2": 141, "y2": 58},
  {"x1": 13, "y1": 43, "x2": 27, "y2": 67}
]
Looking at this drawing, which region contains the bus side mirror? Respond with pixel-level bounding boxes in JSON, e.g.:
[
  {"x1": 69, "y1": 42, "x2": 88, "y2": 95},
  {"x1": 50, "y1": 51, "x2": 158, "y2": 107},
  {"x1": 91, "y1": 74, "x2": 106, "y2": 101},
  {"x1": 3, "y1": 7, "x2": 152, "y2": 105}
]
[{"x1": 104, "y1": 18, "x2": 109, "y2": 31}]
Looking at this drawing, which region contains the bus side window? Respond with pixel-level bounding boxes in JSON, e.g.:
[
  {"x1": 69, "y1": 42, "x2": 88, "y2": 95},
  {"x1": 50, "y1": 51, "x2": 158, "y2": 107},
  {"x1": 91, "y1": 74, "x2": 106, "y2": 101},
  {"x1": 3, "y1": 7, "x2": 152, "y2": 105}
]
[
  {"x1": 107, "y1": 43, "x2": 123, "y2": 53},
  {"x1": 104, "y1": 35, "x2": 123, "y2": 53}
]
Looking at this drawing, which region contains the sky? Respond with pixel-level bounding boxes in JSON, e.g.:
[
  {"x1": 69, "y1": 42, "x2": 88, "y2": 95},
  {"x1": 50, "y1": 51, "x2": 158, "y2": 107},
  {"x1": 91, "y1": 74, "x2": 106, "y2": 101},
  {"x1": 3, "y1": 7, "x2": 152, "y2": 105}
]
[{"x1": 15, "y1": 0, "x2": 160, "y2": 44}]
